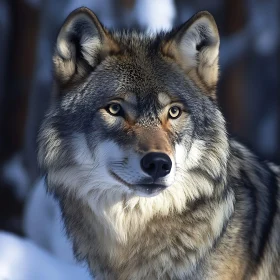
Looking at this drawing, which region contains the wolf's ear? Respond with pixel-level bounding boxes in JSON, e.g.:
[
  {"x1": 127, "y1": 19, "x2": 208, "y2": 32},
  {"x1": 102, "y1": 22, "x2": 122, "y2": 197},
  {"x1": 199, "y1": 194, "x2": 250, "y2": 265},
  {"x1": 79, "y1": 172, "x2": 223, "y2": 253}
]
[
  {"x1": 162, "y1": 11, "x2": 219, "y2": 98},
  {"x1": 53, "y1": 7, "x2": 119, "y2": 86}
]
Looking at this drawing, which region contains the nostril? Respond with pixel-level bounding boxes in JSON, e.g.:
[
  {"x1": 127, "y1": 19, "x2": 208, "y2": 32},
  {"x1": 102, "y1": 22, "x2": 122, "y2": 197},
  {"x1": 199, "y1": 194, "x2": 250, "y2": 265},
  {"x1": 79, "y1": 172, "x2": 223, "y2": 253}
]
[{"x1": 162, "y1": 163, "x2": 170, "y2": 172}]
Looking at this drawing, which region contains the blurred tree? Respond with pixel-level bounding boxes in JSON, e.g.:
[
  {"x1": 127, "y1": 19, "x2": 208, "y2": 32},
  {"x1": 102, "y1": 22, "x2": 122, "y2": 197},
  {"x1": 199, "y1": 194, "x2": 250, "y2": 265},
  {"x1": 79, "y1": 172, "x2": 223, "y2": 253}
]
[{"x1": 0, "y1": 0, "x2": 40, "y2": 163}]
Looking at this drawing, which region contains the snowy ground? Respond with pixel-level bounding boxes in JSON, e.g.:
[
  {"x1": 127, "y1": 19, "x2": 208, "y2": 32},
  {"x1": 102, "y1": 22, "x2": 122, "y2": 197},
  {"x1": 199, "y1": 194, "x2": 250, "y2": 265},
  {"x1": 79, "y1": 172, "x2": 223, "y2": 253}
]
[
  {"x1": 0, "y1": 177, "x2": 91, "y2": 280},
  {"x1": 0, "y1": 231, "x2": 91, "y2": 280}
]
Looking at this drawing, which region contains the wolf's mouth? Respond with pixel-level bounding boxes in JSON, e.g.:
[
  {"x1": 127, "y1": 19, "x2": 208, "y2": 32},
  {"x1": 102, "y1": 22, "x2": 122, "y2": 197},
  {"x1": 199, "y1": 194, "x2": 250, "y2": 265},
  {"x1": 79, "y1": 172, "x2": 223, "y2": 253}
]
[
  {"x1": 133, "y1": 184, "x2": 167, "y2": 196},
  {"x1": 109, "y1": 171, "x2": 167, "y2": 196}
]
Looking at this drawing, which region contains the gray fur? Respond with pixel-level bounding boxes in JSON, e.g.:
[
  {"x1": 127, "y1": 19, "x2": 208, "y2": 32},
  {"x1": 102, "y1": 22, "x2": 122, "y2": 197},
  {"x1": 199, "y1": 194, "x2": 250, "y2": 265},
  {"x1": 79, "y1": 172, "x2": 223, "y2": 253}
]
[{"x1": 38, "y1": 7, "x2": 280, "y2": 280}]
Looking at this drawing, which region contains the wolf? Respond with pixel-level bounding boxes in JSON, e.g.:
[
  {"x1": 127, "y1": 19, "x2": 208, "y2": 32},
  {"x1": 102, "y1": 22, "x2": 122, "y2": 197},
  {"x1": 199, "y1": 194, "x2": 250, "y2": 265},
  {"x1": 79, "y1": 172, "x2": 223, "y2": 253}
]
[{"x1": 38, "y1": 7, "x2": 280, "y2": 280}]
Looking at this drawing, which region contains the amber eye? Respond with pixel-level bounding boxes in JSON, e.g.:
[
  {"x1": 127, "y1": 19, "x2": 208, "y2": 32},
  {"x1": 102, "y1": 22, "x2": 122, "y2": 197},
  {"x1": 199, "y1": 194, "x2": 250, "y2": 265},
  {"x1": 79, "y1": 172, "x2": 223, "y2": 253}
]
[
  {"x1": 107, "y1": 103, "x2": 124, "y2": 116},
  {"x1": 168, "y1": 106, "x2": 181, "y2": 119}
]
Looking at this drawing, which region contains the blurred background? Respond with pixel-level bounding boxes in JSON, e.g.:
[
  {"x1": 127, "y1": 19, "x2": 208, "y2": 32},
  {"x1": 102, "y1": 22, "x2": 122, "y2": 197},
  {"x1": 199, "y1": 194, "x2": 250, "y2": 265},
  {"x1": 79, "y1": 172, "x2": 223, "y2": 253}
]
[{"x1": 0, "y1": 0, "x2": 279, "y2": 279}]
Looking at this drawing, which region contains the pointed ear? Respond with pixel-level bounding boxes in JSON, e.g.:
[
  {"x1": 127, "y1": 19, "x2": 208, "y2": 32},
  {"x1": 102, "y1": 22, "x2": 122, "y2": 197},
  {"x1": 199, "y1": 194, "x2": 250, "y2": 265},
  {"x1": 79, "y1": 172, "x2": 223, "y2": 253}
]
[
  {"x1": 53, "y1": 7, "x2": 119, "y2": 87},
  {"x1": 162, "y1": 11, "x2": 220, "y2": 98}
]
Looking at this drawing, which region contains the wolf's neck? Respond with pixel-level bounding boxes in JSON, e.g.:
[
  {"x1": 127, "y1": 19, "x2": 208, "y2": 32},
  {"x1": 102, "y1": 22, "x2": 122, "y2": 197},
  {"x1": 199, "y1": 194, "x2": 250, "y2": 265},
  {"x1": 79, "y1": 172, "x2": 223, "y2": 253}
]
[
  {"x1": 61, "y1": 184, "x2": 234, "y2": 278},
  {"x1": 86, "y1": 186, "x2": 235, "y2": 247},
  {"x1": 75, "y1": 188, "x2": 234, "y2": 279},
  {"x1": 87, "y1": 190, "x2": 177, "y2": 244}
]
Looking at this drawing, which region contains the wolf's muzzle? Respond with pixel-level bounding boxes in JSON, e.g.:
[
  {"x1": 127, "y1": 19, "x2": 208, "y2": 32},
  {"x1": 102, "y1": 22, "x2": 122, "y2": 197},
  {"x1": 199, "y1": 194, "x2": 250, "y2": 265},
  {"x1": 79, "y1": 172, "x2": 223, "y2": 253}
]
[{"x1": 140, "y1": 152, "x2": 172, "y2": 181}]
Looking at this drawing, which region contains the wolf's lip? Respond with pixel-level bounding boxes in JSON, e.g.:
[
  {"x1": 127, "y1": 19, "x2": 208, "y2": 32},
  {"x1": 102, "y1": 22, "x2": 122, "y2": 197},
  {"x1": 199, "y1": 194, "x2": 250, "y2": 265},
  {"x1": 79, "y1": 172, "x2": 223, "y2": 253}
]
[
  {"x1": 133, "y1": 184, "x2": 167, "y2": 195},
  {"x1": 109, "y1": 171, "x2": 166, "y2": 195}
]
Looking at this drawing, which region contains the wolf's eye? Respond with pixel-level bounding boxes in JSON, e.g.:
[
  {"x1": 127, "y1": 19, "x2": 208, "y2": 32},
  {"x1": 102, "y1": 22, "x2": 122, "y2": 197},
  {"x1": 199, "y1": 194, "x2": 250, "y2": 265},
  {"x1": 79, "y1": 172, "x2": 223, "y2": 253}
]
[
  {"x1": 107, "y1": 103, "x2": 123, "y2": 116},
  {"x1": 168, "y1": 106, "x2": 181, "y2": 119}
]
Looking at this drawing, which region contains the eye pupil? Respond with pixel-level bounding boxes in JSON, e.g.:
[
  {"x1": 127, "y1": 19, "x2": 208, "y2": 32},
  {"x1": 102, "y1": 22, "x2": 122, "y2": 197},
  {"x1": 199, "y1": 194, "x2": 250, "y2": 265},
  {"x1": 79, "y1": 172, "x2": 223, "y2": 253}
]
[
  {"x1": 169, "y1": 106, "x2": 181, "y2": 119},
  {"x1": 108, "y1": 103, "x2": 122, "y2": 115},
  {"x1": 112, "y1": 104, "x2": 119, "y2": 111}
]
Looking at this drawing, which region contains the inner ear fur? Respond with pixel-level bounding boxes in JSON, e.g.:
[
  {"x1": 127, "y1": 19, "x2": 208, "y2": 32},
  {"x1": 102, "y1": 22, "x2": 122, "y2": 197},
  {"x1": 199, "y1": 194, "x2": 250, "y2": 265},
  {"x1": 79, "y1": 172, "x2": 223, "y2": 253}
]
[
  {"x1": 53, "y1": 7, "x2": 119, "y2": 87},
  {"x1": 162, "y1": 11, "x2": 220, "y2": 98}
]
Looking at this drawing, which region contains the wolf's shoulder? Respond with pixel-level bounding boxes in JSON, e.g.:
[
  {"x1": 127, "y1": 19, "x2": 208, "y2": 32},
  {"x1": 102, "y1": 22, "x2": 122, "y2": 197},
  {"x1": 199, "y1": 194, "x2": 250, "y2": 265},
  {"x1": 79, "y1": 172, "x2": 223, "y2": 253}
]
[
  {"x1": 227, "y1": 138, "x2": 279, "y2": 198},
  {"x1": 228, "y1": 139, "x2": 279, "y2": 176}
]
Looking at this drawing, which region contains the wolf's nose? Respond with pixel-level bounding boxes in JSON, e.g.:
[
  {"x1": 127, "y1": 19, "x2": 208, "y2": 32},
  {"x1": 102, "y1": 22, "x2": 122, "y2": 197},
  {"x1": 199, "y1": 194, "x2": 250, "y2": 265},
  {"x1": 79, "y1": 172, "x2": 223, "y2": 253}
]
[{"x1": 141, "y1": 152, "x2": 172, "y2": 181}]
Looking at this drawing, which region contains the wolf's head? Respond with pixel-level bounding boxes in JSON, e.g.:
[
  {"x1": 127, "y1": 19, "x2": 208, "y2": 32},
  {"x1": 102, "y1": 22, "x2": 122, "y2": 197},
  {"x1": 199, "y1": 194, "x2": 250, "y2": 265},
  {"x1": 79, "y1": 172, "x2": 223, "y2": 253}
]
[{"x1": 38, "y1": 8, "x2": 228, "y2": 214}]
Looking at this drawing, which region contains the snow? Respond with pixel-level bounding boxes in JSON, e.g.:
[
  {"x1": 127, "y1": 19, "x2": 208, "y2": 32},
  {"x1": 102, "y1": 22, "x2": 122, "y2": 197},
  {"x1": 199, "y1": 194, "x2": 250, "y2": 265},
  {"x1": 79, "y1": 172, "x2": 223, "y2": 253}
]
[
  {"x1": 3, "y1": 157, "x2": 77, "y2": 266},
  {"x1": 2, "y1": 155, "x2": 29, "y2": 200},
  {"x1": 0, "y1": 231, "x2": 91, "y2": 280},
  {"x1": 23, "y1": 178, "x2": 76, "y2": 263},
  {"x1": 134, "y1": 0, "x2": 176, "y2": 32},
  {"x1": 0, "y1": 178, "x2": 91, "y2": 280}
]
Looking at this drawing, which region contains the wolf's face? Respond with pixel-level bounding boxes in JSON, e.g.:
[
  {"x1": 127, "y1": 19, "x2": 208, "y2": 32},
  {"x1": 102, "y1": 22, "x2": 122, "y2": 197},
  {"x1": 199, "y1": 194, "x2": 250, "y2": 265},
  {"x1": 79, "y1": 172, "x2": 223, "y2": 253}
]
[
  {"x1": 67, "y1": 54, "x2": 198, "y2": 197},
  {"x1": 39, "y1": 8, "x2": 228, "y2": 205}
]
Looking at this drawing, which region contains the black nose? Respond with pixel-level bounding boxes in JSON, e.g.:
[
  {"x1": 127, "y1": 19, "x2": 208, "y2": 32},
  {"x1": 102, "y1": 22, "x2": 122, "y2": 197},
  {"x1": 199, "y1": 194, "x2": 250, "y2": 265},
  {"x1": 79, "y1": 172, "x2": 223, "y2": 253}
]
[{"x1": 140, "y1": 152, "x2": 172, "y2": 181}]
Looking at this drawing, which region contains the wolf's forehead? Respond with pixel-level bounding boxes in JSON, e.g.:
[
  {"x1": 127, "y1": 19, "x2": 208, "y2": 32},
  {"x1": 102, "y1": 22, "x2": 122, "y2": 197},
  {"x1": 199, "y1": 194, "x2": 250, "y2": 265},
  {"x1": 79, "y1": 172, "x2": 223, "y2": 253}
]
[
  {"x1": 113, "y1": 63, "x2": 172, "y2": 103},
  {"x1": 121, "y1": 91, "x2": 170, "y2": 107},
  {"x1": 122, "y1": 93, "x2": 137, "y2": 105}
]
